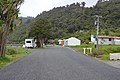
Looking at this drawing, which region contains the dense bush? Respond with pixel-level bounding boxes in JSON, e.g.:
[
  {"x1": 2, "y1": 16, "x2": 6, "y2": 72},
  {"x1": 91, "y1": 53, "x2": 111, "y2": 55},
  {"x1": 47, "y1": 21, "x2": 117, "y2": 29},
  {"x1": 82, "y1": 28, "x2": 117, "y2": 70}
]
[
  {"x1": 103, "y1": 46, "x2": 120, "y2": 54},
  {"x1": 92, "y1": 45, "x2": 120, "y2": 59},
  {"x1": 6, "y1": 48, "x2": 17, "y2": 55},
  {"x1": 92, "y1": 49, "x2": 105, "y2": 57}
]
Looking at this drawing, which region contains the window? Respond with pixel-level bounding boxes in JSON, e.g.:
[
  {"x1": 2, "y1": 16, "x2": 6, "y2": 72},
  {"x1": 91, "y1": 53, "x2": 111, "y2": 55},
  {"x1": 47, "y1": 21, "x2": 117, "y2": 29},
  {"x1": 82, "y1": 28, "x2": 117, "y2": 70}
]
[
  {"x1": 109, "y1": 38, "x2": 111, "y2": 41},
  {"x1": 26, "y1": 41, "x2": 31, "y2": 43}
]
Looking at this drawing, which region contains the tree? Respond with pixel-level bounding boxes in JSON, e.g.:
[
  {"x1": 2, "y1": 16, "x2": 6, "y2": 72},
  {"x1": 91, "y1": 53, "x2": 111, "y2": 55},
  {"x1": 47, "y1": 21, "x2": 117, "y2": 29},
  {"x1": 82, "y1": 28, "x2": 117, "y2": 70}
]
[
  {"x1": 81, "y1": 2, "x2": 86, "y2": 15},
  {"x1": 97, "y1": 0, "x2": 103, "y2": 3},
  {"x1": 29, "y1": 18, "x2": 51, "y2": 47},
  {"x1": 0, "y1": 0, "x2": 24, "y2": 57},
  {"x1": 81, "y1": 2, "x2": 86, "y2": 8}
]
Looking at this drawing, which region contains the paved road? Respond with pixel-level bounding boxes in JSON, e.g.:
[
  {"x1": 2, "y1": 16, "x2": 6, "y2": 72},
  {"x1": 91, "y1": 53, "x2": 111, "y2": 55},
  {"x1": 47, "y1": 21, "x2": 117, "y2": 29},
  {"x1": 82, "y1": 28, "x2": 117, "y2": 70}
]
[{"x1": 0, "y1": 46, "x2": 120, "y2": 80}]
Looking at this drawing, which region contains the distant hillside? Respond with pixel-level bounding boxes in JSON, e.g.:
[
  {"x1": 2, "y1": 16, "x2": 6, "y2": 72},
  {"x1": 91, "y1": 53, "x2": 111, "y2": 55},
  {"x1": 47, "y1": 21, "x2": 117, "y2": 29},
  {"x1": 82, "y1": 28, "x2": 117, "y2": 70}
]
[
  {"x1": 8, "y1": 17, "x2": 34, "y2": 43},
  {"x1": 37, "y1": 0, "x2": 120, "y2": 33},
  {"x1": 94, "y1": 0, "x2": 120, "y2": 28},
  {"x1": 8, "y1": 0, "x2": 120, "y2": 43},
  {"x1": 19, "y1": 17, "x2": 34, "y2": 25},
  {"x1": 38, "y1": 2, "x2": 94, "y2": 32}
]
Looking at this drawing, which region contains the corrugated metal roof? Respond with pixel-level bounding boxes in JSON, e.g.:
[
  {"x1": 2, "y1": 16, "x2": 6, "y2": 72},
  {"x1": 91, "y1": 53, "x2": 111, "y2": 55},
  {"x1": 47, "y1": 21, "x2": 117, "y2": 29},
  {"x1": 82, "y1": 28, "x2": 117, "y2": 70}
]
[{"x1": 98, "y1": 36, "x2": 120, "y2": 39}]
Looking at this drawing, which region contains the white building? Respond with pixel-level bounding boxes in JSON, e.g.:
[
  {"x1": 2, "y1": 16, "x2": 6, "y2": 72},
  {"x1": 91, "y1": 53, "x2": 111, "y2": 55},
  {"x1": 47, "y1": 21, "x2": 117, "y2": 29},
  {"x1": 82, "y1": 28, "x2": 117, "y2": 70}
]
[
  {"x1": 58, "y1": 39, "x2": 63, "y2": 45},
  {"x1": 91, "y1": 35, "x2": 120, "y2": 45},
  {"x1": 91, "y1": 35, "x2": 96, "y2": 43},
  {"x1": 64, "y1": 37, "x2": 81, "y2": 46}
]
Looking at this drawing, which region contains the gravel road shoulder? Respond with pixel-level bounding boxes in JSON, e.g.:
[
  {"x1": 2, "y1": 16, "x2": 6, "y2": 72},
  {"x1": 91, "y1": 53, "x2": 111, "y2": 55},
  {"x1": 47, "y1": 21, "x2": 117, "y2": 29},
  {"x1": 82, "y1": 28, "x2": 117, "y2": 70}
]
[{"x1": 100, "y1": 60, "x2": 120, "y2": 69}]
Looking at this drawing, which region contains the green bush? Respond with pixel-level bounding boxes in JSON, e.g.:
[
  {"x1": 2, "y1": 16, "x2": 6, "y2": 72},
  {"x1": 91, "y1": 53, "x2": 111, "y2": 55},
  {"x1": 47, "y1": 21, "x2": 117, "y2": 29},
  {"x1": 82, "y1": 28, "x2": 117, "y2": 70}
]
[
  {"x1": 92, "y1": 45, "x2": 120, "y2": 59},
  {"x1": 110, "y1": 47, "x2": 120, "y2": 53},
  {"x1": 92, "y1": 49, "x2": 105, "y2": 57},
  {"x1": 103, "y1": 46, "x2": 120, "y2": 54},
  {"x1": 101, "y1": 55, "x2": 109, "y2": 60},
  {"x1": 6, "y1": 48, "x2": 17, "y2": 55}
]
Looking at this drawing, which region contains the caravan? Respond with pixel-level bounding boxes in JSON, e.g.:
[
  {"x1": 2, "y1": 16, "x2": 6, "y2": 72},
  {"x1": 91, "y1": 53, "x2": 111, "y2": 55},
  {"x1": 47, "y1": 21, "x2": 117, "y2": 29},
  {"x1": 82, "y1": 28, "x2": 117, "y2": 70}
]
[{"x1": 25, "y1": 39, "x2": 36, "y2": 48}]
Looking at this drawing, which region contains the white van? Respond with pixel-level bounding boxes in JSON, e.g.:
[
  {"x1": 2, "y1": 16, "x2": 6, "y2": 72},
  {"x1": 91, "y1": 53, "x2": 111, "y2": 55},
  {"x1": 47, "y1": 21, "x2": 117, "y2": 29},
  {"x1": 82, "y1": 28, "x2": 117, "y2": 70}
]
[{"x1": 25, "y1": 39, "x2": 36, "y2": 48}]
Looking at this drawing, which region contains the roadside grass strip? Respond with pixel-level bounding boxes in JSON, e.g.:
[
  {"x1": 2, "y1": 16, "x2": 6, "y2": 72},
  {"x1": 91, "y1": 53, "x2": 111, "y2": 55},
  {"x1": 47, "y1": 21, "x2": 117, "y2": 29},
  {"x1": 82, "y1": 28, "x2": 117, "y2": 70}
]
[
  {"x1": 0, "y1": 47, "x2": 31, "y2": 68},
  {"x1": 68, "y1": 44, "x2": 120, "y2": 60}
]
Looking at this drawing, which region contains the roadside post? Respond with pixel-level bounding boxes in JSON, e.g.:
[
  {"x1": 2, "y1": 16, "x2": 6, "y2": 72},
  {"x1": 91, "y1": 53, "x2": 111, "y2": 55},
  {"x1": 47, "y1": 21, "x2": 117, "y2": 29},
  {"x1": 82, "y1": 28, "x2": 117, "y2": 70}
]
[
  {"x1": 83, "y1": 48, "x2": 86, "y2": 54},
  {"x1": 26, "y1": 47, "x2": 28, "y2": 55},
  {"x1": 83, "y1": 48, "x2": 92, "y2": 54},
  {"x1": 95, "y1": 15, "x2": 102, "y2": 49}
]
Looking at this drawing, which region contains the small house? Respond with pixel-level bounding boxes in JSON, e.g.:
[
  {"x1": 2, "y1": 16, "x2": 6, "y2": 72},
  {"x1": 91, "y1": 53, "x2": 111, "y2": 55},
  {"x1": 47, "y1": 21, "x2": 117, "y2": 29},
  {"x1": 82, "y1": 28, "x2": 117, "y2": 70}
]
[
  {"x1": 64, "y1": 37, "x2": 81, "y2": 46},
  {"x1": 58, "y1": 39, "x2": 64, "y2": 45},
  {"x1": 91, "y1": 35, "x2": 120, "y2": 45}
]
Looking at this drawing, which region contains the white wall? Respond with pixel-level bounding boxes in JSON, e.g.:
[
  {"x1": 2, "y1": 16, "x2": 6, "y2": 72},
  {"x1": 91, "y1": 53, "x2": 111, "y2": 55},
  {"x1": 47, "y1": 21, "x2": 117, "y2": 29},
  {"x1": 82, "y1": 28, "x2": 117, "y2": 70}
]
[
  {"x1": 114, "y1": 39, "x2": 120, "y2": 45},
  {"x1": 91, "y1": 35, "x2": 96, "y2": 43},
  {"x1": 58, "y1": 40, "x2": 62, "y2": 44},
  {"x1": 96, "y1": 38, "x2": 120, "y2": 45},
  {"x1": 96, "y1": 38, "x2": 114, "y2": 45},
  {"x1": 65, "y1": 37, "x2": 81, "y2": 46}
]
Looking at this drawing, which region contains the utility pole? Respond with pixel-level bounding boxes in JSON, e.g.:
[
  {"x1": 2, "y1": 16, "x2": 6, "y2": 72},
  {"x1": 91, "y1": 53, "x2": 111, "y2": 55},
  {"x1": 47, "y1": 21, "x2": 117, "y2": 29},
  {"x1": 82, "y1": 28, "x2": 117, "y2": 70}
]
[{"x1": 95, "y1": 15, "x2": 102, "y2": 49}]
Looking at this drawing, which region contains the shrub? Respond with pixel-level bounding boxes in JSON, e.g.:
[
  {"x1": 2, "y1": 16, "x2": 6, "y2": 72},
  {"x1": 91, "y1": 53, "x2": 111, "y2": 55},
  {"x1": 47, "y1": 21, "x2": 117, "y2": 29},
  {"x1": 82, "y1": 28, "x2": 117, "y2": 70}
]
[
  {"x1": 6, "y1": 48, "x2": 17, "y2": 55},
  {"x1": 110, "y1": 47, "x2": 120, "y2": 53},
  {"x1": 101, "y1": 55, "x2": 109, "y2": 60},
  {"x1": 92, "y1": 48, "x2": 105, "y2": 57},
  {"x1": 92, "y1": 45, "x2": 120, "y2": 59}
]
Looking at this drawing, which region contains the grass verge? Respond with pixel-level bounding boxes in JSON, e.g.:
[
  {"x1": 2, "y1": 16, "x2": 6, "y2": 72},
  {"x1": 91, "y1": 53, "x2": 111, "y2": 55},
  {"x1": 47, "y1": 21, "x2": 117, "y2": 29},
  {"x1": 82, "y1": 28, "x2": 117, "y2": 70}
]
[
  {"x1": 68, "y1": 44, "x2": 120, "y2": 60},
  {"x1": 0, "y1": 47, "x2": 31, "y2": 68}
]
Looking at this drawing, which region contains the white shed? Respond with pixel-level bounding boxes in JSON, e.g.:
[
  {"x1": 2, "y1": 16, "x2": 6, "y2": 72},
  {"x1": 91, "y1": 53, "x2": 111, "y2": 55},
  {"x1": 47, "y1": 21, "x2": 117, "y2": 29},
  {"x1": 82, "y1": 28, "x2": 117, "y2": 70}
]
[
  {"x1": 58, "y1": 39, "x2": 63, "y2": 44},
  {"x1": 64, "y1": 37, "x2": 81, "y2": 46}
]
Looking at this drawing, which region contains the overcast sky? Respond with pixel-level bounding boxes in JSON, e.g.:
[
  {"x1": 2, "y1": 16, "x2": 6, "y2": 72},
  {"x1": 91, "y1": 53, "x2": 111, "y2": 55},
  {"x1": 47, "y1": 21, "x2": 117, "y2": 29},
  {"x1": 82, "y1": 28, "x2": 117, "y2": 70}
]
[{"x1": 19, "y1": 0, "x2": 98, "y2": 17}]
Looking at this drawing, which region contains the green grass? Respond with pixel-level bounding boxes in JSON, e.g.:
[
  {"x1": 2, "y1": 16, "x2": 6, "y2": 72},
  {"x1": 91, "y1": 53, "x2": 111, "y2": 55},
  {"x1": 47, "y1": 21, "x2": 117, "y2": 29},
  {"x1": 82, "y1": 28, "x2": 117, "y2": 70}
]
[
  {"x1": 97, "y1": 45, "x2": 120, "y2": 56},
  {"x1": 0, "y1": 57, "x2": 10, "y2": 68},
  {"x1": 68, "y1": 44, "x2": 95, "y2": 49},
  {"x1": 68, "y1": 43, "x2": 95, "y2": 54},
  {"x1": 100, "y1": 55, "x2": 110, "y2": 60},
  {"x1": 0, "y1": 47, "x2": 31, "y2": 68},
  {"x1": 100, "y1": 45, "x2": 120, "y2": 60},
  {"x1": 68, "y1": 44, "x2": 120, "y2": 60}
]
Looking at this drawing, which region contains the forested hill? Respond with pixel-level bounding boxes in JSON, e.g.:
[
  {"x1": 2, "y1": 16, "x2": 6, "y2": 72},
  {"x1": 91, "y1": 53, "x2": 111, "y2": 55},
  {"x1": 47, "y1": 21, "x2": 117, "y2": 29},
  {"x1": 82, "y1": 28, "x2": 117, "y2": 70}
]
[
  {"x1": 8, "y1": 17, "x2": 34, "y2": 43},
  {"x1": 8, "y1": 0, "x2": 120, "y2": 43},
  {"x1": 37, "y1": 0, "x2": 120, "y2": 33}
]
